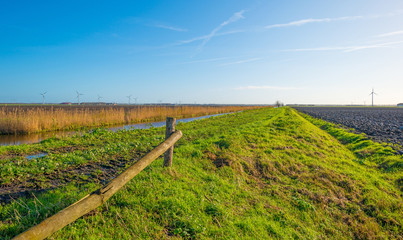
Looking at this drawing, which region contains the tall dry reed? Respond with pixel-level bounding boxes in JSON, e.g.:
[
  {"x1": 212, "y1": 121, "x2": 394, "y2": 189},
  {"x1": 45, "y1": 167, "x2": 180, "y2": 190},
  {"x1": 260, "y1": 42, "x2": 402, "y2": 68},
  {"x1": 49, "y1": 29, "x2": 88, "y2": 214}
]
[{"x1": 0, "y1": 105, "x2": 263, "y2": 134}]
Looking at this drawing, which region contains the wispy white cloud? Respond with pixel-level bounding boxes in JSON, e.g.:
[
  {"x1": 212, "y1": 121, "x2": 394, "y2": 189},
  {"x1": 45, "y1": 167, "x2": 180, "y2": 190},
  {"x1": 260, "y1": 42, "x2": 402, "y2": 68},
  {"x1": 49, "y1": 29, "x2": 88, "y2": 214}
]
[
  {"x1": 283, "y1": 41, "x2": 403, "y2": 53},
  {"x1": 265, "y1": 11, "x2": 403, "y2": 30},
  {"x1": 284, "y1": 46, "x2": 348, "y2": 52},
  {"x1": 195, "y1": 10, "x2": 245, "y2": 52},
  {"x1": 169, "y1": 57, "x2": 231, "y2": 65},
  {"x1": 377, "y1": 30, "x2": 403, "y2": 38},
  {"x1": 219, "y1": 58, "x2": 262, "y2": 66},
  {"x1": 176, "y1": 30, "x2": 244, "y2": 45},
  {"x1": 344, "y1": 41, "x2": 403, "y2": 52},
  {"x1": 127, "y1": 17, "x2": 187, "y2": 32},
  {"x1": 152, "y1": 24, "x2": 187, "y2": 32},
  {"x1": 265, "y1": 16, "x2": 362, "y2": 29},
  {"x1": 235, "y1": 86, "x2": 298, "y2": 90}
]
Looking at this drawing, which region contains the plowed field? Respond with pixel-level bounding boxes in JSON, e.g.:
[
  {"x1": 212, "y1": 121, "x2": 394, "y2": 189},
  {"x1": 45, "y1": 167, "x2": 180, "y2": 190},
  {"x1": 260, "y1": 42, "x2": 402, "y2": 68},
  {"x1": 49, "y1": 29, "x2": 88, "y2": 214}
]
[{"x1": 294, "y1": 107, "x2": 403, "y2": 153}]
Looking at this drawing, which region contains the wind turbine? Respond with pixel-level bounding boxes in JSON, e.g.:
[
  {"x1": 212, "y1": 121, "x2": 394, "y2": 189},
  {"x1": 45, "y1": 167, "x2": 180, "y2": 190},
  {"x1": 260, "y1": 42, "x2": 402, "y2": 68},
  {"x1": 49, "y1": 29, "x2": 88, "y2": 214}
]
[
  {"x1": 127, "y1": 95, "x2": 132, "y2": 104},
  {"x1": 76, "y1": 91, "x2": 84, "y2": 105},
  {"x1": 134, "y1": 97, "x2": 138, "y2": 105},
  {"x1": 369, "y1": 88, "x2": 377, "y2": 107},
  {"x1": 97, "y1": 95, "x2": 103, "y2": 103},
  {"x1": 40, "y1": 92, "x2": 47, "y2": 104}
]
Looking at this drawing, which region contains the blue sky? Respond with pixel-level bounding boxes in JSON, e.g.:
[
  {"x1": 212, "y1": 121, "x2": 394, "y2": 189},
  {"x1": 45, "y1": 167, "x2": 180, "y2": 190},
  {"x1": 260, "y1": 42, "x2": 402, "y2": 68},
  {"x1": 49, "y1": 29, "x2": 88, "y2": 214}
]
[{"x1": 1, "y1": 0, "x2": 403, "y2": 105}]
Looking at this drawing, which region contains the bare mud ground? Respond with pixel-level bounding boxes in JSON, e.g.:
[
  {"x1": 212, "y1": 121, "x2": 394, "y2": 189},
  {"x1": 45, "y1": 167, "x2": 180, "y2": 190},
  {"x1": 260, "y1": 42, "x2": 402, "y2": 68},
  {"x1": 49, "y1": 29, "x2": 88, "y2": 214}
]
[{"x1": 294, "y1": 107, "x2": 403, "y2": 154}]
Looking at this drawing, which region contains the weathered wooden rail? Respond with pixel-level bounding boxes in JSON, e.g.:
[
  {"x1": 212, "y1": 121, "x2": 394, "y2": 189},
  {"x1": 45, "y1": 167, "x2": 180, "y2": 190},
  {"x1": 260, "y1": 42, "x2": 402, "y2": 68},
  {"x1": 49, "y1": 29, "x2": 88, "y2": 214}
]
[{"x1": 13, "y1": 118, "x2": 181, "y2": 240}]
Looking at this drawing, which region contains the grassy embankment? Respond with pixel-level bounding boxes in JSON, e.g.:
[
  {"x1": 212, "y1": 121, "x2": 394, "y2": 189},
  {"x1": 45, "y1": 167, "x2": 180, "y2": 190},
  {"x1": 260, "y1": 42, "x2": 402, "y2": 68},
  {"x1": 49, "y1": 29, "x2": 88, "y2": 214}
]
[
  {"x1": 0, "y1": 105, "x2": 259, "y2": 134},
  {"x1": 0, "y1": 107, "x2": 402, "y2": 239},
  {"x1": 299, "y1": 112, "x2": 403, "y2": 172}
]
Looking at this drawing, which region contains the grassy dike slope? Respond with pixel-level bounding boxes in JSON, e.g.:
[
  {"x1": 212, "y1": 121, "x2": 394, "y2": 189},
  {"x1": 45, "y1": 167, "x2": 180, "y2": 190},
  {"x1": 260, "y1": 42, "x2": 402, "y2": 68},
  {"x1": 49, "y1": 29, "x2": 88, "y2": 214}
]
[{"x1": 0, "y1": 107, "x2": 401, "y2": 239}]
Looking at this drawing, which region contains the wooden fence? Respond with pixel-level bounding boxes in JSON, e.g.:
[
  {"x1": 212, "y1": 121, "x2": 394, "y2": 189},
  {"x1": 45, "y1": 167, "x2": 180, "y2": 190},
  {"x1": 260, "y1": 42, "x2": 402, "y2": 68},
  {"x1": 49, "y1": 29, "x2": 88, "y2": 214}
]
[{"x1": 13, "y1": 118, "x2": 182, "y2": 240}]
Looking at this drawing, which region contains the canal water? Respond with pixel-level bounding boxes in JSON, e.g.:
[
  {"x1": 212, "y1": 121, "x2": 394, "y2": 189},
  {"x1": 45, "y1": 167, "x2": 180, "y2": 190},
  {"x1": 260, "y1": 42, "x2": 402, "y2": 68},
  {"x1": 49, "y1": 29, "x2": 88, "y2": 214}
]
[{"x1": 0, "y1": 113, "x2": 228, "y2": 146}]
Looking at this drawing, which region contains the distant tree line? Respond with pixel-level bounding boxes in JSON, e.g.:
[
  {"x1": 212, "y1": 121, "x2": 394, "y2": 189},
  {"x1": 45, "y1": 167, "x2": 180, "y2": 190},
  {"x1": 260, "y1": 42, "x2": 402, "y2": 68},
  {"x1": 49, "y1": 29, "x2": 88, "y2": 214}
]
[{"x1": 275, "y1": 100, "x2": 284, "y2": 108}]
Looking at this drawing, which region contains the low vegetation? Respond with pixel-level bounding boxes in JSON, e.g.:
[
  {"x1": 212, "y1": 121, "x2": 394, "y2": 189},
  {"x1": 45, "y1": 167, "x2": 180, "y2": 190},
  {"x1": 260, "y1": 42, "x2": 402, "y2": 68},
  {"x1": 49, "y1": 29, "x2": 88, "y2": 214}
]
[
  {"x1": 295, "y1": 106, "x2": 403, "y2": 152},
  {"x1": 0, "y1": 107, "x2": 401, "y2": 239},
  {"x1": 300, "y1": 112, "x2": 403, "y2": 173},
  {"x1": 0, "y1": 104, "x2": 259, "y2": 134}
]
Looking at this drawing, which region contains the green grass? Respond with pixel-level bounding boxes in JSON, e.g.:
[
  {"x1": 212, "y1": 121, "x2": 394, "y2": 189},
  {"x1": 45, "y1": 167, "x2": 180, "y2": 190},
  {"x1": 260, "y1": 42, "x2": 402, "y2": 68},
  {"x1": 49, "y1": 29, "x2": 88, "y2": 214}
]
[
  {"x1": 299, "y1": 112, "x2": 403, "y2": 174},
  {"x1": 0, "y1": 107, "x2": 402, "y2": 239}
]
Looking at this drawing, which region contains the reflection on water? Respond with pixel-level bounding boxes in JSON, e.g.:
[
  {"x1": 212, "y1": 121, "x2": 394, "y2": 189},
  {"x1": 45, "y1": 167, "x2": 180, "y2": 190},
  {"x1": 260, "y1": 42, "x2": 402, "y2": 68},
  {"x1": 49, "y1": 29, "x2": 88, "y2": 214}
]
[
  {"x1": 26, "y1": 153, "x2": 48, "y2": 160},
  {"x1": 0, "y1": 131, "x2": 76, "y2": 146},
  {"x1": 0, "y1": 113, "x2": 228, "y2": 146}
]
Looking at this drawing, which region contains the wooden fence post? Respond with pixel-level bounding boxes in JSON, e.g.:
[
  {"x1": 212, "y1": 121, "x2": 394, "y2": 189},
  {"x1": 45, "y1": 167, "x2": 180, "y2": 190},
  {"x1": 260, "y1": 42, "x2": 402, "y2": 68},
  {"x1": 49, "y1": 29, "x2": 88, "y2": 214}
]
[
  {"x1": 12, "y1": 131, "x2": 183, "y2": 240},
  {"x1": 163, "y1": 117, "x2": 176, "y2": 167}
]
